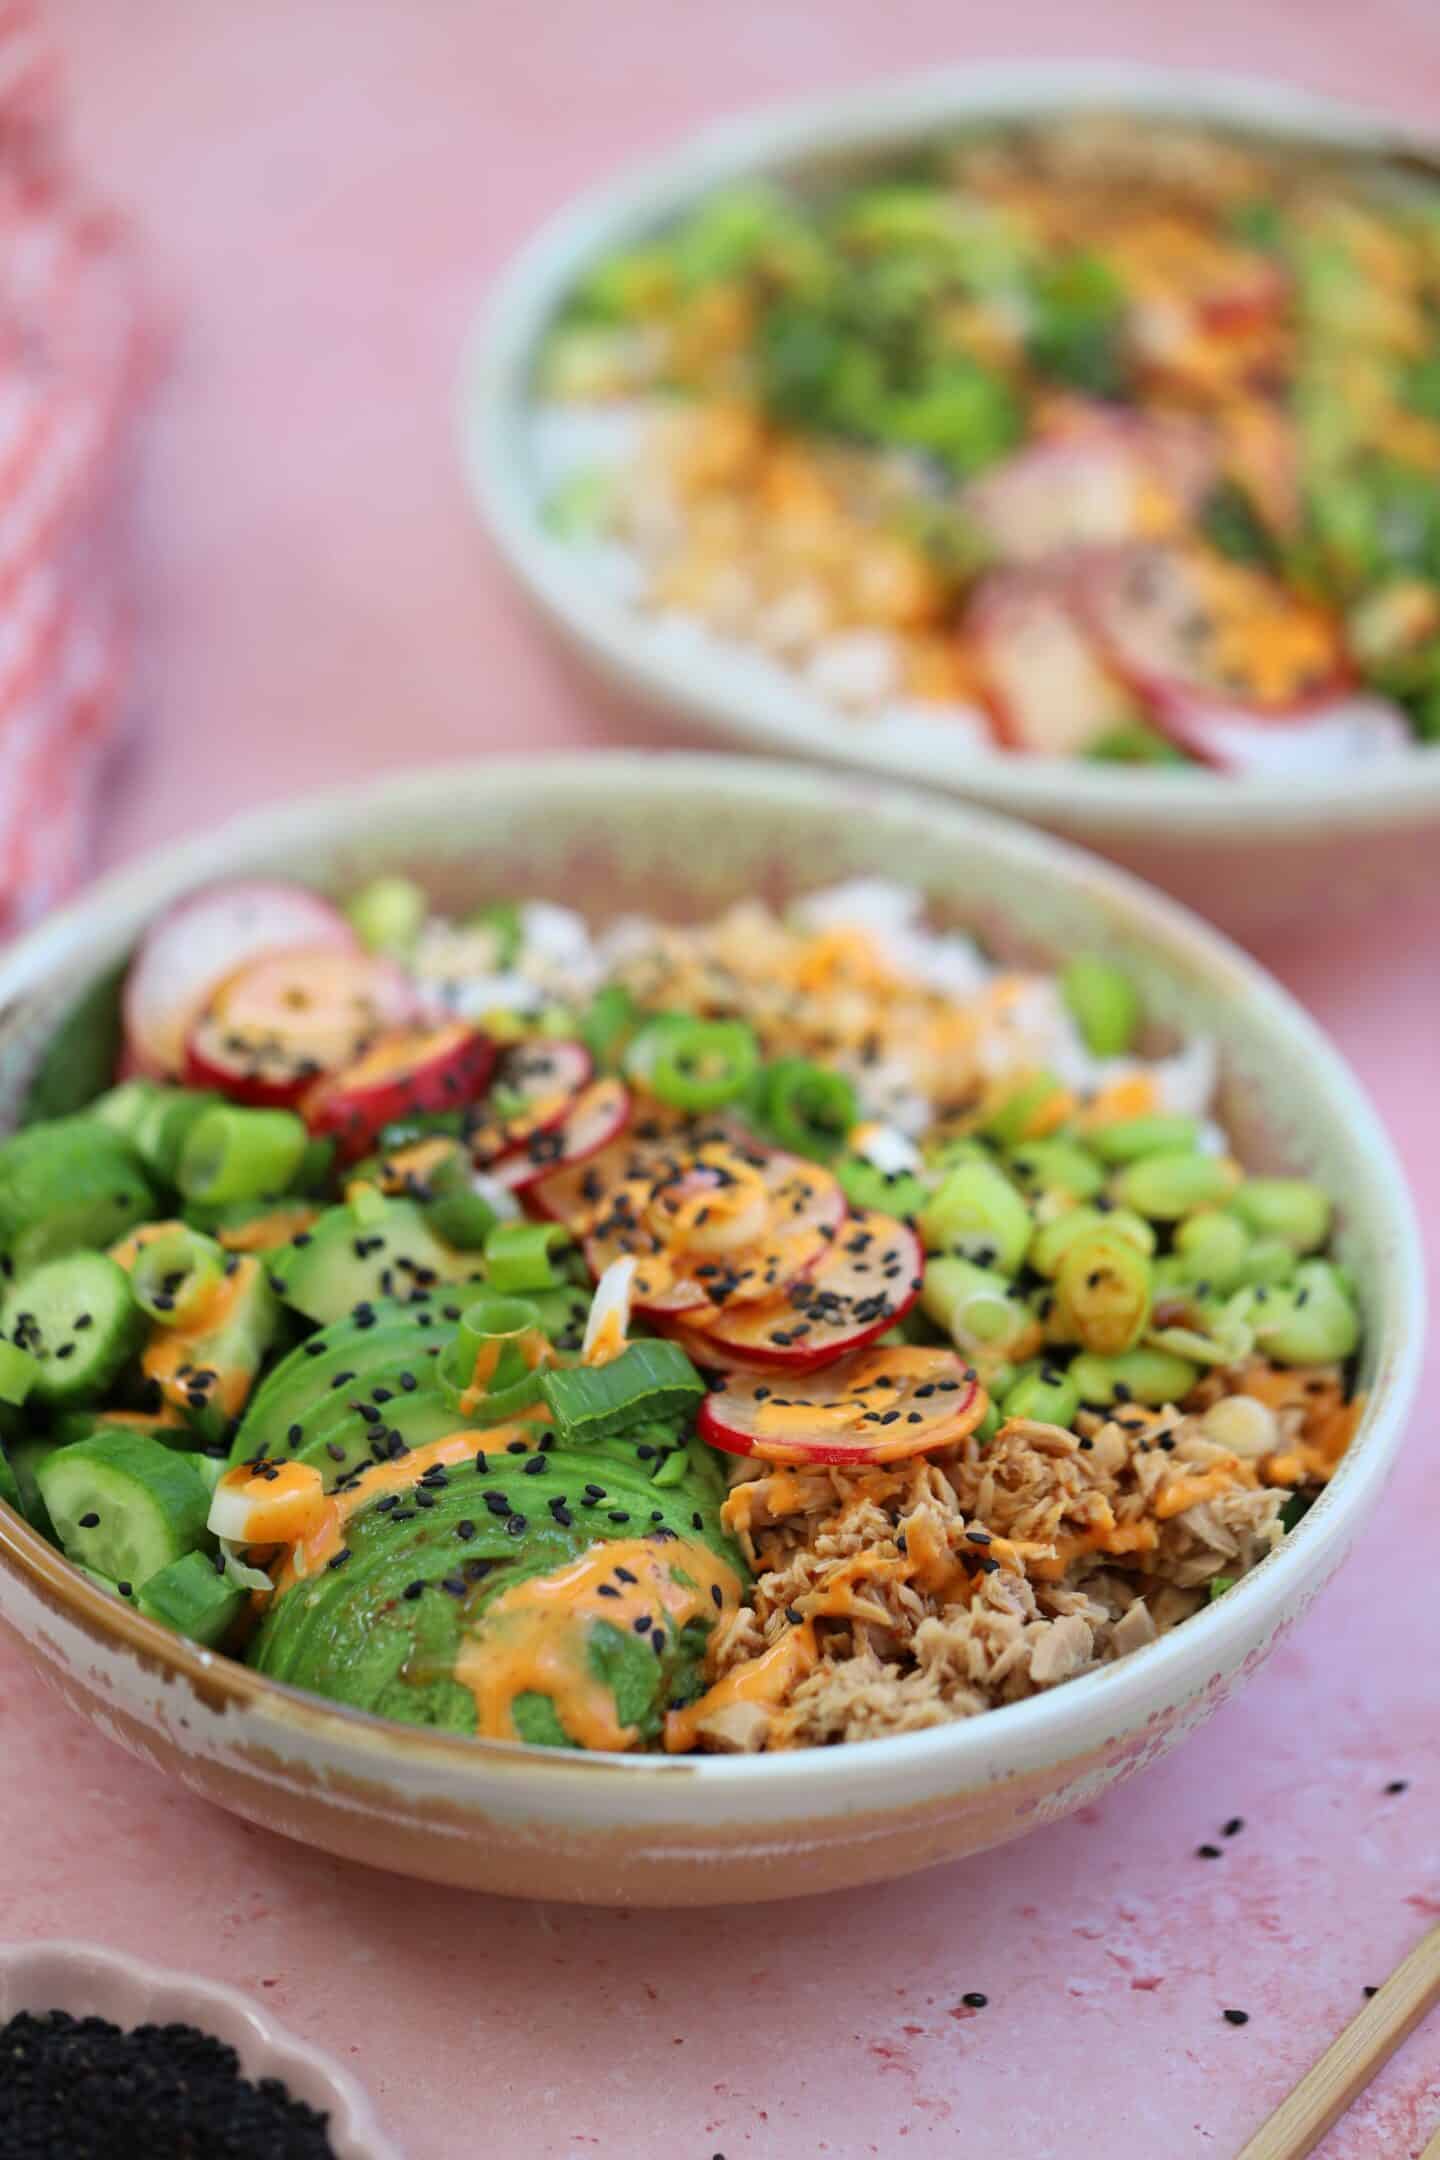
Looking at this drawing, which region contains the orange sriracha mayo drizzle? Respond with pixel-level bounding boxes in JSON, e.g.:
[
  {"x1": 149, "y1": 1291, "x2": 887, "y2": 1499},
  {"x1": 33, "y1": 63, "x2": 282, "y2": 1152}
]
[
  {"x1": 213, "y1": 1458, "x2": 328, "y2": 1544},
  {"x1": 269, "y1": 1426, "x2": 541, "y2": 1594},
  {"x1": 140, "y1": 1258, "x2": 267, "y2": 1420},
  {"x1": 457, "y1": 1328, "x2": 553, "y2": 1417},
  {"x1": 367, "y1": 1136, "x2": 458, "y2": 1195},
  {"x1": 454, "y1": 1537, "x2": 744, "y2": 1751},
  {"x1": 215, "y1": 1204, "x2": 321, "y2": 1254},
  {"x1": 663, "y1": 1620, "x2": 818, "y2": 1754},
  {"x1": 107, "y1": 1226, "x2": 266, "y2": 1421}
]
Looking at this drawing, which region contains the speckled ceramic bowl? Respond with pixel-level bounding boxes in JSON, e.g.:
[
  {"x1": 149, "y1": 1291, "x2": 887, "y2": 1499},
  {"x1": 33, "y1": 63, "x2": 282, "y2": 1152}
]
[
  {"x1": 463, "y1": 63, "x2": 1440, "y2": 936},
  {"x1": 0, "y1": 1939, "x2": 401, "y2": 2157},
  {"x1": 0, "y1": 755, "x2": 1421, "y2": 1905}
]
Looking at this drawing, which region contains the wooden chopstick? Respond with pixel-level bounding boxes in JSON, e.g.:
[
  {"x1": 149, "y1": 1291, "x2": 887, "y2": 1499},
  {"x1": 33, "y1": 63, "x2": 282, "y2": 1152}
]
[{"x1": 1237, "y1": 1924, "x2": 1440, "y2": 2159}]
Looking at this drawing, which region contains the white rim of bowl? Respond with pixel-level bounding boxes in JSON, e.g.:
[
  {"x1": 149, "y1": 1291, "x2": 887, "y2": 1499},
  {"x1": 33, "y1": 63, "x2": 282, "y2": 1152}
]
[
  {"x1": 0, "y1": 751, "x2": 1424, "y2": 1793},
  {"x1": 0, "y1": 1939, "x2": 402, "y2": 2159},
  {"x1": 462, "y1": 61, "x2": 1440, "y2": 838}
]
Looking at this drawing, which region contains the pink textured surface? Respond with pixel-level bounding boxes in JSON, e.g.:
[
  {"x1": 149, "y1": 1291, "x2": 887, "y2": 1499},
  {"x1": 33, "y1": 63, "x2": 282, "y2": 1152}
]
[{"x1": 2, "y1": 4, "x2": 1436, "y2": 2154}]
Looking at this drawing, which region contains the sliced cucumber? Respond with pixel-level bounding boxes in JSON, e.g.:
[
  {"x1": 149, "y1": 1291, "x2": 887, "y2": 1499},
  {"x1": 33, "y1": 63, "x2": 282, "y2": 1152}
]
[
  {"x1": 93, "y1": 1081, "x2": 221, "y2": 1184},
  {"x1": 0, "y1": 1439, "x2": 20, "y2": 1515},
  {"x1": 2, "y1": 1253, "x2": 144, "y2": 1407},
  {"x1": 6, "y1": 1434, "x2": 58, "y2": 1537},
  {"x1": 0, "y1": 1118, "x2": 155, "y2": 1278},
  {"x1": 36, "y1": 1430, "x2": 212, "y2": 1590},
  {"x1": 137, "y1": 1547, "x2": 245, "y2": 1645}
]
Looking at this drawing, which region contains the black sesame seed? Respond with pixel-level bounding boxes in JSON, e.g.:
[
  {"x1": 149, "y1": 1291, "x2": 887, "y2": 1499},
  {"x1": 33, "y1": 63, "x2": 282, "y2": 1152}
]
[
  {"x1": 1196, "y1": 1844, "x2": 1223, "y2": 1859},
  {"x1": 1222, "y1": 1817, "x2": 1244, "y2": 1838},
  {"x1": 403, "y1": 1580, "x2": 426, "y2": 1601},
  {"x1": 1222, "y1": 2009, "x2": 1249, "y2": 2027},
  {"x1": 962, "y1": 1992, "x2": 988, "y2": 2009}
]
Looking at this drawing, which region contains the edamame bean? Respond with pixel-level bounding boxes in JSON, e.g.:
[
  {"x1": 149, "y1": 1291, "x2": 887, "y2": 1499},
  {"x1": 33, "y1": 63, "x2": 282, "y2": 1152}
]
[
  {"x1": 1029, "y1": 1204, "x2": 1155, "y2": 1278},
  {"x1": 1228, "y1": 1236, "x2": 1298, "y2": 1291},
  {"x1": 921, "y1": 1257, "x2": 1037, "y2": 1362},
  {"x1": 1055, "y1": 1232, "x2": 1152, "y2": 1355},
  {"x1": 1109, "y1": 1150, "x2": 1239, "y2": 1221},
  {"x1": 1090, "y1": 1115, "x2": 1201, "y2": 1165},
  {"x1": 1173, "y1": 1211, "x2": 1252, "y2": 1292},
  {"x1": 1005, "y1": 1138, "x2": 1105, "y2": 1204},
  {"x1": 1147, "y1": 1298, "x2": 1255, "y2": 1367},
  {"x1": 345, "y1": 876, "x2": 427, "y2": 955},
  {"x1": 1002, "y1": 1364, "x2": 1082, "y2": 1427},
  {"x1": 917, "y1": 1158, "x2": 1032, "y2": 1274},
  {"x1": 1068, "y1": 1346, "x2": 1201, "y2": 1407},
  {"x1": 1249, "y1": 1259, "x2": 1359, "y2": 1366},
  {"x1": 981, "y1": 1071, "x2": 1069, "y2": 1147},
  {"x1": 974, "y1": 1399, "x2": 1003, "y2": 1446},
  {"x1": 1060, "y1": 955, "x2": 1141, "y2": 1058},
  {"x1": 1228, "y1": 1178, "x2": 1332, "y2": 1254}
]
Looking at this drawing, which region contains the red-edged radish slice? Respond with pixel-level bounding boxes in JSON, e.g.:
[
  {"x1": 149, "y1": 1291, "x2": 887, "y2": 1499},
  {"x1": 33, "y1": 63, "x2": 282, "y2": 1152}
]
[
  {"x1": 524, "y1": 1105, "x2": 739, "y2": 1222},
  {"x1": 208, "y1": 1457, "x2": 328, "y2": 1545},
  {"x1": 465, "y1": 1039, "x2": 594, "y2": 1166},
  {"x1": 1080, "y1": 544, "x2": 1351, "y2": 715},
  {"x1": 586, "y1": 1148, "x2": 846, "y2": 1319},
  {"x1": 963, "y1": 408, "x2": 1213, "y2": 566},
  {"x1": 124, "y1": 881, "x2": 356, "y2": 1079},
  {"x1": 969, "y1": 570, "x2": 1138, "y2": 757},
  {"x1": 698, "y1": 1344, "x2": 985, "y2": 1467},
  {"x1": 302, "y1": 1022, "x2": 496, "y2": 1162},
  {"x1": 1146, "y1": 687, "x2": 1412, "y2": 776},
  {"x1": 493, "y1": 1077, "x2": 632, "y2": 1194},
  {"x1": 183, "y1": 946, "x2": 419, "y2": 1106},
  {"x1": 679, "y1": 1210, "x2": 924, "y2": 1372}
]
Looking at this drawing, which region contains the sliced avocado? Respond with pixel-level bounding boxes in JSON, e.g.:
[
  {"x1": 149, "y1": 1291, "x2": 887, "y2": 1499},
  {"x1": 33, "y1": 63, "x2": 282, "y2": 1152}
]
[
  {"x1": 266, "y1": 1194, "x2": 486, "y2": 1327},
  {"x1": 0, "y1": 1118, "x2": 155, "y2": 1279}
]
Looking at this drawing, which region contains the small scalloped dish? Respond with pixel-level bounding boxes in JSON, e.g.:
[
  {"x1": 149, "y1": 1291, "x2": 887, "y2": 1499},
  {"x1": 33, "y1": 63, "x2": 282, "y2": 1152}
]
[{"x1": 0, "y1": 1940, "x2": 401, "y2": 2160}]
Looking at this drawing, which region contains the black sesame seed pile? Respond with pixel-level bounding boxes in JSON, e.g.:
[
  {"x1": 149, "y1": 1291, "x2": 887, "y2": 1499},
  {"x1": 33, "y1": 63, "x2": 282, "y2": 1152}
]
[{"x1": 0, "y1": 2008, "x2": 338, "y2": 2158}]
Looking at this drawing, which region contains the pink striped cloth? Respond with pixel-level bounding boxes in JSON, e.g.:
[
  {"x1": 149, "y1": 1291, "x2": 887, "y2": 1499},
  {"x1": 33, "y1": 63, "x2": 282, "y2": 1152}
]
[{"x1": 0, "y1": 0, "x2": 151, "y2": 934}]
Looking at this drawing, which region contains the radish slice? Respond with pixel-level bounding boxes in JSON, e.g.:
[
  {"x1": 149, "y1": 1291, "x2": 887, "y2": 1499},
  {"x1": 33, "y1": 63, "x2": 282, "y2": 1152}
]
[
  {"x1": 183, "y1": 947, "x2": 418, "y2": 1106},
  {"x1": 208, "y1": 1458, "x2": 328, "y2": 1545},
  {"x1": 524, "y1": 1105, "x2": 741, "y2": 1223},
  {"x1": 466, "y1": 1039, "x2": 594, "y2": 1167},
  {"x1": 1080, "y1": 545, "x2": 1350, "y2": 715},
  {"x1": 963, "y1": 409, "x2": 1214, "y2": 566},
  {"x1": 124, "y1": 881, "x2": 356, "y2": 1080},
  {"x1": 494, "y1": 1077, "x2": 632, "y2": 1194},
  {"x1": 1146, "y1": 687, "x2": 1412, "y2": 775},
  {"x1": 679, "y1": 1210, "x2": 924, "y2": 1372},
  {"x1": 585, "y1": 1149, "x2": 847, "y2": 1319},
  {"x1": 699, "y1": 1344, "x2": 985, "y2": 1466},
  {"x1": 969, "y1": 570, "x2": 1137, "y2": 757},
  {"x1": 303, "y1": 1022, "x2": 496, "y2": 1162}
]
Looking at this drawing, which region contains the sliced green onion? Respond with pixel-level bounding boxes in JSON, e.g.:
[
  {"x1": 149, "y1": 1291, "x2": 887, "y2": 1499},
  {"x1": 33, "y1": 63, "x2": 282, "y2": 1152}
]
[
  {"x1": 438, "y1": 1294, "x2": 548, "y2": 1419},
  {"x1": 1060, "y1": 955, "x2": 1141, "y2": 1058},
  {"x1": 750, "y1": 1058, "x2": 857, "y2": 1161},
  {"x1": 219, "y1": 1539, "x2": 274, "y2": 1594},
  {"x1": 1207, "y1": 1575, "x2": 1236, "y2": 1601},
  {"x1": 345, "y1": 875, "x2": 427, "y2": 955},
  {"x1": 632, "y1": 1017, "x2": 759, "y2": 1113},
  {"x1": 540, "y1": 1338, "x2": 705, "y2": 1444},
  {"x1": 580, "y1": 984, "x2": 642, "y2": 1070},
  {"x1": 835, "y1": 1156, "x2": 928, "y2": 1220},
  {"x1": 484, "y1": 1219, "x2": 569, "y2": 1295},
  {"x1": 1054, "y1": 1230, "x2": 1152, "y2": 1355},
  {"x1": 131, "y1": 1225, "x2": 226, "y2": 1327},
  {"x1": 178, "y1": 1106, "x2": 308, "y2": 1207},
  {"x1": 1029, "y1": 1204, "x2": 1155, "y2": 1278}
]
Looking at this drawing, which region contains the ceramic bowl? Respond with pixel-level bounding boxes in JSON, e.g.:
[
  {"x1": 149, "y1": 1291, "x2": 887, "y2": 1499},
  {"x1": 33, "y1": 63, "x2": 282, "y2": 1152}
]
[
  {"x1": 0, "y1": 1939, "x2": 401, "y2": 2158},
  {"x1": 0, "y1": 754, "x2": 1422, "y2": 1905},
  {"x1": 463, "y1": 63, "x2": 1440, "y2": 936}
]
